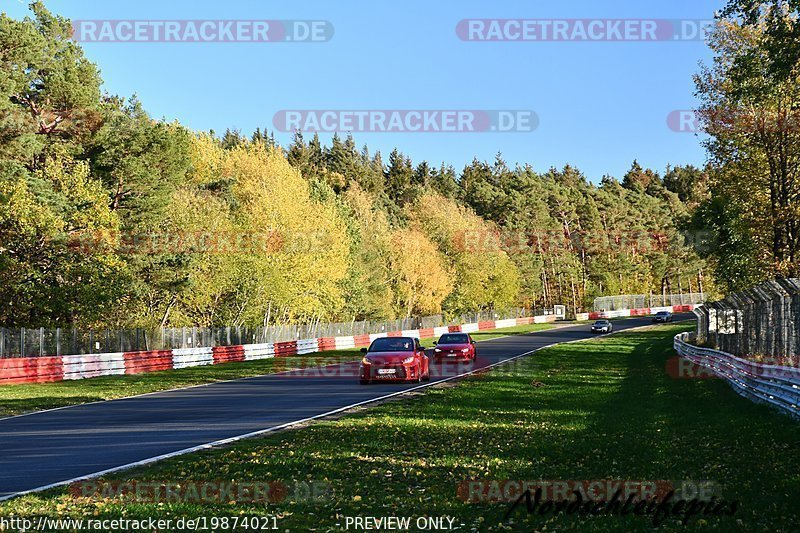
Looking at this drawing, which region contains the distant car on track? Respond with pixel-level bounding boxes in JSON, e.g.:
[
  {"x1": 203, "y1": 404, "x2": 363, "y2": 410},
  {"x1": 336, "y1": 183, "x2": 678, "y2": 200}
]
[
  {"x1": 591, "y1": 320, "x2": 613, "y2": 334},
  {"x1": 433, "y1": 332, "x2": 476, "y2": 362},
  {"x1": 359, "y1": 336, "x2": 430, "y2": 385},
  {"x1": 652, "y1": 311, "x2": 673, "y2": 323}
]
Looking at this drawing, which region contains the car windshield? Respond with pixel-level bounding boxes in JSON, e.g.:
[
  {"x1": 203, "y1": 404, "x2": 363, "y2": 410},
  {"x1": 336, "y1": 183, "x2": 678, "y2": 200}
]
[
  {"x1": 369, "y1": 337, "x2": 414, "y2": 352},
  {"x1": 438, "y1": 334, "x2": 469, "y2": 344},
  {"x1": 657, "y1": 312, "x2": 670, "y2": 315},
  {"x1": 594, "y1": 321, "x2": 610, "y2": 326}
]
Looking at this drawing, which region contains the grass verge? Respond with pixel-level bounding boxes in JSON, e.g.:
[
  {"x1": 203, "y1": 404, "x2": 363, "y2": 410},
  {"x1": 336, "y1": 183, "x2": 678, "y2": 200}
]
[
  {"x1": 0, "y1": 323, "x2": 555, "y2": 417},
  {"x1": 2, "y1": 323, "x2": 798, "y2": 531}
]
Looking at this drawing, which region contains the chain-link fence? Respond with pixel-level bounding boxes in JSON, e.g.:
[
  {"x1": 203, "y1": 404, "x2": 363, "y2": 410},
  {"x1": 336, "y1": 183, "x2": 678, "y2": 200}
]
[
  {"x1": 0, "y1": 307, "x2": 536, "y2": 358},
  {"x1": 593, "y1": 292, "x2": 705, "y2": 312},
  {"x1": 694, "y1": 279, "x2": 800, "y2": 364}
]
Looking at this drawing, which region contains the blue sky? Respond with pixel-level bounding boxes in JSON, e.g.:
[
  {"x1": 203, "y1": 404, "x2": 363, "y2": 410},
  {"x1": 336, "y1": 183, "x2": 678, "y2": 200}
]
[{"x1": 5, "y1": 0, "x2": 724, "y2": 181}]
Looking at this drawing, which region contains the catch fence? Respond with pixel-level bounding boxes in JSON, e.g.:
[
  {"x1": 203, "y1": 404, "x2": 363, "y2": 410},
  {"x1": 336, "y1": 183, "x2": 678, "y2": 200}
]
[
  {"x1": 693, "y1": 278, "x2": 800, "y2": 365},
  {"x1": 593, "y1": 292, "x2": 705, "y2": 312}
]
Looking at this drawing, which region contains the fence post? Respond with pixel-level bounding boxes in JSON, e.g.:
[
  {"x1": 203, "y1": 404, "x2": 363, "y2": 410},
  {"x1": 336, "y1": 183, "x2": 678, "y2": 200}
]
[
  {"x1": 20, "y1": 327, "x2": 25, "y2": 358},
  {"x1": 56, "y1": 328, "x2": 61, "y2": 357}
]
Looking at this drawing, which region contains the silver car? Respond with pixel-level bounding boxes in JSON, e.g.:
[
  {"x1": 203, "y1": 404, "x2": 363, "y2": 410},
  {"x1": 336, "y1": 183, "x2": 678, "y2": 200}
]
[{"x1": 591, "y1": 320, "x2": 613, "y2": 333}]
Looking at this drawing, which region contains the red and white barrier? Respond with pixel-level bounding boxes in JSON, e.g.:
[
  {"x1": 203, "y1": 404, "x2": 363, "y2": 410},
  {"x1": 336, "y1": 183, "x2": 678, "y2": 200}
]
[{"x1": 0, "y1": 312, "x2": 561, "y2": 385}]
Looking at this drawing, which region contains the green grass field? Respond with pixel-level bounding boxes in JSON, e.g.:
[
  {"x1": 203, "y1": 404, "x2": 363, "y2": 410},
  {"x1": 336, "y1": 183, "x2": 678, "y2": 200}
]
[
  {"x1": 0, "y1": 323, "x2": 554, "y2": 417},
  {"x1": 2, "y1": 323, "x2": 798, "y2": 531}
]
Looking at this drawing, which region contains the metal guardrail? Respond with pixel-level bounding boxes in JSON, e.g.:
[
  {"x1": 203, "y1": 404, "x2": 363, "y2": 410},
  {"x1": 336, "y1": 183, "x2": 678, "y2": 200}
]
[{"x1": 673, "y1": 331, "x2": 800, "y2": 420}]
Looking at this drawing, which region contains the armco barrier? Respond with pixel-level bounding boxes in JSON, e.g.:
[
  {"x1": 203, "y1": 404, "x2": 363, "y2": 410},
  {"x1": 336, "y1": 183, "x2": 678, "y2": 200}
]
[
  {"x1": 0, "y1": 356, "x2": 63, "y2": 384},
  {"x1": 316, "y1": 337, "x2": 336, "y2": 352},
  {"x1": 433, "y1": 326, "x2": 450, "y2": 337},
  {"x1": 212, "y1": 345, "x2": 245, "y2": 365},
  {"x1": 243, "y1": 343, "x2": 276, "y2": 361},
  {"x1": 354, "y1": 334, "x2": 372, "y2": 347},
  {"x1": 494, "y1": 318, "x2": 517, "y2": 329},
  {"x1": 172, "y1": 347, "x2": 214, "y2": 369},
  {"x1": 124, "y1": 350, "x2": 173, "y2": 375},
  {"x1": 367, "y1": 332, "x2": 388, "y2": 344},
  {"x1": 0, "y1": 309, "x2": 621, "y2": 385},
  {"x1": 62, "y1": 353, "x2": 125, "y2": 380},
  {"x1": 674, "y1": 332, "x2": 800, "y2": 420},
  {"x1": 334, "y1": 335, "x2": 356, "y2": 350},
  {"x1": 274, "y1": 341, "x2": 298, "y2": 357}
]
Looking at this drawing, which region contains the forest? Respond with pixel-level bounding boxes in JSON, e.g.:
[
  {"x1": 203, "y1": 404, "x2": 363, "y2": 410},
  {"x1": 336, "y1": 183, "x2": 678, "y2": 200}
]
[{"x1": 2, "y1": 1, "x2": 797, "y2": 329}]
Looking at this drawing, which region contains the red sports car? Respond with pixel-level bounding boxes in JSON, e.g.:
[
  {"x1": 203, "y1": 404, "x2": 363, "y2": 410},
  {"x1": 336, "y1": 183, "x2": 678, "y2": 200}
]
[
  {"x1": 360, "y1": 336, "x2": 430, "y2": 384},
  {"x1": 433, "y1": 332, "x2": 476, "y2": 362}
]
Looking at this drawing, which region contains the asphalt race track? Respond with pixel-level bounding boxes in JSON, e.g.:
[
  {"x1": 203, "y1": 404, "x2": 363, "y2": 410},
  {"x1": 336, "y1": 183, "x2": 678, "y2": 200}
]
[{"x1": 0, "y1": 314, "x2": 692, "y2": 499}]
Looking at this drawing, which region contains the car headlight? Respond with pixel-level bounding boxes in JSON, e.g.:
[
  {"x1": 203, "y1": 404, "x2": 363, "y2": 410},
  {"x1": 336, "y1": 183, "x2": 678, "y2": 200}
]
[
  {"x1": 402, "y1": 356, "x2": 415, "y2": 364},
  {"x1": 361, "y1": 357, "x2": 371, "y2": 365},
  {"x1": 434, "y1": 348, "x2": 441, "y2": 353},
  {"x1": 461, "y1": 348, "x2": 469, "y2": 353}
]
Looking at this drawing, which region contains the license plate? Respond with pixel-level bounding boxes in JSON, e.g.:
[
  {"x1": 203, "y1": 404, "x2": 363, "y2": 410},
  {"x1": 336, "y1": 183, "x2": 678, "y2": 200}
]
[
  {"x1": 447, "y1": 353, "x2": 457, "y2": 357},
  {"x1": 377, "y1": 369, "x2": 396, "y2": 375}
]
